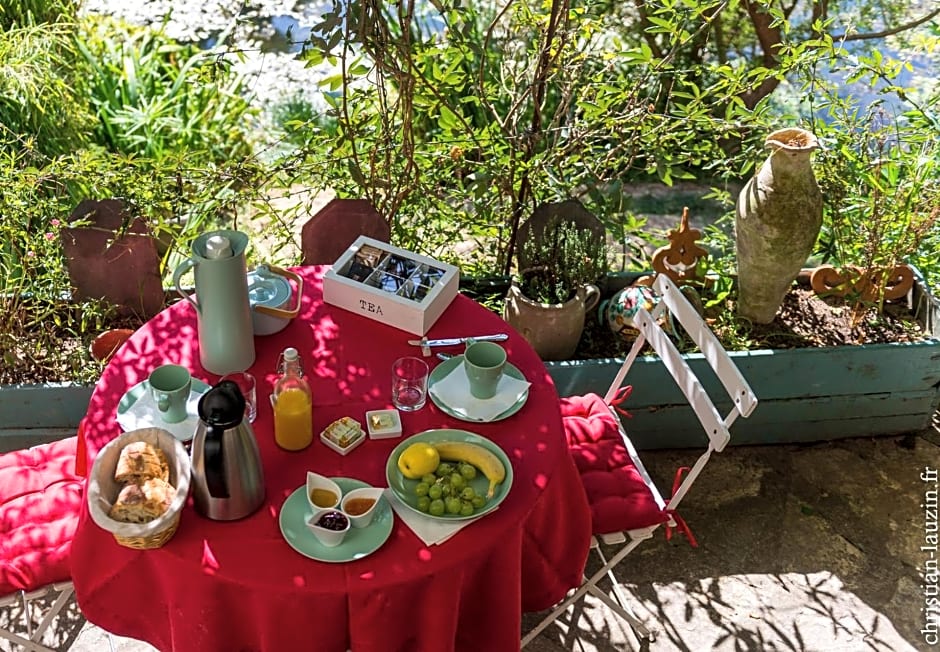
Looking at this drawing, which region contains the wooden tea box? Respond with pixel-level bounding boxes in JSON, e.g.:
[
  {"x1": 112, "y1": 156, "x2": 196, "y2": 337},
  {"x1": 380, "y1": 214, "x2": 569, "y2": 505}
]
[{"x1": 323, "y1": 236, "x2": 459, "y2": 335}]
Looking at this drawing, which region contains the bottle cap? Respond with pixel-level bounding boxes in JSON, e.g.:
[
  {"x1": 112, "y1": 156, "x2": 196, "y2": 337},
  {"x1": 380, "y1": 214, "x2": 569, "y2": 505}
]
[
  {"x1": 205, "y1": 235, "x2": 233, "y2": 259},
  {"x1": 284, "y1": 347, "x2": 299, "y2": 361}
]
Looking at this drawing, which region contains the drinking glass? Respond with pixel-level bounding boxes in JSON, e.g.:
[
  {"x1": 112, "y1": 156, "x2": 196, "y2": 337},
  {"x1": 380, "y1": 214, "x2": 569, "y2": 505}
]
[
  {"x1": 221, "y1": 371, "x2": 257, "y2": 423},
  {"x1": 391, "y1": 357, "x2": 429, "y2": 411}
]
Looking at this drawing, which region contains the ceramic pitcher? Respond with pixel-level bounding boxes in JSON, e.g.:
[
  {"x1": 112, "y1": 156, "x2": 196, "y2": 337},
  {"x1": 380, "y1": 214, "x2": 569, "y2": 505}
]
[
  {"x1": 173, "y1": 230, "x2": 256, "y2": 375},
  {"x1": 503, "y1": 282, "x2": 600, "y2": 361},
  {"x1": 735, "y1": 127, "x2": 823, "y2": 324}
]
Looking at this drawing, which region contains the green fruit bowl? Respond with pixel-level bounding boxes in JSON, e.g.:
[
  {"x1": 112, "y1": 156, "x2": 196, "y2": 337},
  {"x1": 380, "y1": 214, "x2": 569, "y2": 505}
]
[{"x1": 385, "y1": 429, "x2": 513, "y2": 522}]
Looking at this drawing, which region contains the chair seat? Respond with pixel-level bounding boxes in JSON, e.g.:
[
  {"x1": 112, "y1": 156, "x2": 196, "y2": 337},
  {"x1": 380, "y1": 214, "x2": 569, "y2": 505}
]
[
  {"x1": 560, "y1": 393, "x2": 668, "y2": 535},
  {"x1": 0, "y1": 437, "x2": 83, "y2": 595}
]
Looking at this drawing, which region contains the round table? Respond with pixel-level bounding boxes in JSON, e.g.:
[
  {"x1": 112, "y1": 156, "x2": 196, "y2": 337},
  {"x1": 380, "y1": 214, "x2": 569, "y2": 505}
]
[{"x1": 72, "y1": 266, "x2": 591, "y2": 652}]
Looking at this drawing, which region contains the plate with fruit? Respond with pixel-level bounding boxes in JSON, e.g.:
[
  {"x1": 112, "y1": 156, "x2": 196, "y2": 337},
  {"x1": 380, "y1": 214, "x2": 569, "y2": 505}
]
[
  {"x1": 385, "y1": 430, "x2": 513, "y2": 521},
  {"x1": 279, "y1": 477, "x2": 394, "y2": 563}
]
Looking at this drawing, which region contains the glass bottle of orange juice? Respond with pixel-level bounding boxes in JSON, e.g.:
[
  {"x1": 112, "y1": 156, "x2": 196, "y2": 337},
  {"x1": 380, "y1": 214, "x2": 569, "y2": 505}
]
[{"x1": 272, "y1": 347, "x2": 313, "y2": 450}]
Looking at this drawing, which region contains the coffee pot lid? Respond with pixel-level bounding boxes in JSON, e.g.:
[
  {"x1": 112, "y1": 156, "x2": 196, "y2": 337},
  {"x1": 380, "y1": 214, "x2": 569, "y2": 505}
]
[
  {"x1": 198, "y1": 380, "x2": 245, "y2": 428},
  {"x1": 205, "y1": 235, "x2": 233, "y2": 259},
  {"x1": 247, "y1": 265, "x2": 291, "y2": 310}
]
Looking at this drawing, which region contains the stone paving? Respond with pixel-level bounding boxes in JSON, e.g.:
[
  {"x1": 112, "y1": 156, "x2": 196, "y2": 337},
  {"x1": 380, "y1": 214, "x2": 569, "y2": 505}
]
[{"x1": 3, "y1": 424, "x2": 938, "y2": 651}]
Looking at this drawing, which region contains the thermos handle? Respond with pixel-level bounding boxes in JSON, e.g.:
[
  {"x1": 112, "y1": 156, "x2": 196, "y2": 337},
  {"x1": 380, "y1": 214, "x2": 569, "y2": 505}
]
[
  {"x1": 172, "y1": 257, "x2": 201, "y2": 314},
  {"x1": 252, "y1": 265, "x2": 304, "y2": 320},
  {"x1": 204, "y1": 425, "x2": 230, "y2": 498}
]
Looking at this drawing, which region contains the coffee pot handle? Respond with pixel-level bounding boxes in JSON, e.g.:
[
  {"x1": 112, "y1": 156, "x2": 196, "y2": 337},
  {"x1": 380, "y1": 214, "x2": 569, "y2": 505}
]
[
  {"x1": 172, "y1": 257, "x2": 200, "y2": 314},
  {"x1": 204, "y1": 425, "x2": 230, "y2": 498}
]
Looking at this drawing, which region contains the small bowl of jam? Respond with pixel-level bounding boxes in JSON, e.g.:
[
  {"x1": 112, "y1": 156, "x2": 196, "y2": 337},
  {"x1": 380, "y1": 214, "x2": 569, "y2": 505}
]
[
  {"x1": 305, "y1": 510, "x2": 350, "y2": 547},
  {"x1": 340, "y1": 487, "x2": 384, "y2": 529},
  {"x1": 306, "y1": 472, "x2": 342, "y2": 515}
]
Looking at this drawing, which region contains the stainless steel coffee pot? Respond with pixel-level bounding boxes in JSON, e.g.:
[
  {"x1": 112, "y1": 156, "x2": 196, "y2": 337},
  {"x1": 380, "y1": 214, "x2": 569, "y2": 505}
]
[{"x1": 191, "y1": 380, "x2": 265, "y2": 521}]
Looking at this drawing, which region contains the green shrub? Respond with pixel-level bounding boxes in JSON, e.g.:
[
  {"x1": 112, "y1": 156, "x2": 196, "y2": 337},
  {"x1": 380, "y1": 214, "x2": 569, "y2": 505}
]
[
  {"x1": 0, "y1": 22, "x2": 94, "y2": 157},
  {"x1": 76, "y1": 17, "x2": 256, "y2": 164},
  {"x1": 0, "y1": 0, "x2": 78, "y2": 30}
]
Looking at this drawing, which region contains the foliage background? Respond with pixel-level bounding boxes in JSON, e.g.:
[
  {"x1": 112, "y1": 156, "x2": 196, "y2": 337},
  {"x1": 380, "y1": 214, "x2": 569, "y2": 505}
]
[{"x1": 1, "y1": 0, "x2": 938, "y2": 383}]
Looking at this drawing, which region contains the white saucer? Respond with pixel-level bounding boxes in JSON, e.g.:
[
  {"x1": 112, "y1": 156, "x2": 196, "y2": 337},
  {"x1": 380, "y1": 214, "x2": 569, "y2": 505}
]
[
  {"x1": 116, "y1": 378, "x2": 211, "y2": 441},
  {"x1": 427, "y1": 356, "x2": 529, "y2": 422}
]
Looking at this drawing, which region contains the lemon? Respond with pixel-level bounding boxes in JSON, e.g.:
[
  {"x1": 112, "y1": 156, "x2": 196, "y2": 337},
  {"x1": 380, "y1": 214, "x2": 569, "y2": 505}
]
[{"x1": 397, "y1": 442, "x2": 440, "y2": 479}]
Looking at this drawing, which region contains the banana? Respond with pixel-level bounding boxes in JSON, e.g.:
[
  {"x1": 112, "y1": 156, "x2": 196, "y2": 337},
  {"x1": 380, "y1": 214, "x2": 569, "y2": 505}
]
[{"x1": 432, "y1": 441, "x2": 506, "y2": 498}]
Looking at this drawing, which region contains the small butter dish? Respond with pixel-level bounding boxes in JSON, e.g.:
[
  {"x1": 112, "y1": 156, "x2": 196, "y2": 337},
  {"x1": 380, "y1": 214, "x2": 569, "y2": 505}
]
[
  {"x1": 320, "y1": 417, "x2": 366, "y2": 455},
  {"x1": 365, "y1": 409, "x2": 402, "y2": 439}
]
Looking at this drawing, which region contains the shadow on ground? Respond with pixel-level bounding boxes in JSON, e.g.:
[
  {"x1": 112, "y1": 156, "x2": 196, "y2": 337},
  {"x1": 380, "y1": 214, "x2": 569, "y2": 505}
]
[
  {"x1": 523, "y1": 427, "x2": 939, "y2": 652},
  {"x1": 3, "y1": 428, "x2": 938, "y2": 651}
]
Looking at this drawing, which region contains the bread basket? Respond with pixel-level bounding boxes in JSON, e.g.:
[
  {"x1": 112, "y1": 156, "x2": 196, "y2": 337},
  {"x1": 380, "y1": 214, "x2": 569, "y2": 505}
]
[{"x1": 87, "y1": 427, "x2": 191, "y2": 549}]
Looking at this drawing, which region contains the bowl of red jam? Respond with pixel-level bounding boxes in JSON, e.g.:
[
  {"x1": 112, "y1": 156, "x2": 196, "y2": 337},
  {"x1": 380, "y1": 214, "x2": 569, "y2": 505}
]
[{"x1": 305, "y1": 510, "x2": 350, "y2": 547}]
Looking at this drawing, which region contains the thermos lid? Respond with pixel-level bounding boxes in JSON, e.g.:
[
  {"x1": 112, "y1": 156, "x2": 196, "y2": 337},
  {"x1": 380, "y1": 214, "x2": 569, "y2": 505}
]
[
  {"x1": 205, "y1": 235, "x2": 233, "y2": 259},
  {"x1": 247, "y1": 265, "x2": 291, "y2": 310},
  {"x1": 198, "y1": 380, "x2": 246, "y2": 428}
]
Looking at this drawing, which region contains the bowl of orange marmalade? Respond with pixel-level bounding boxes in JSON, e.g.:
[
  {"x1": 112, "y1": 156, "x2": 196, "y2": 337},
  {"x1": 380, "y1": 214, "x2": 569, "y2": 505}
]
[{"x1": 340, "y1": 487, "x2": 384, "y2": 528}]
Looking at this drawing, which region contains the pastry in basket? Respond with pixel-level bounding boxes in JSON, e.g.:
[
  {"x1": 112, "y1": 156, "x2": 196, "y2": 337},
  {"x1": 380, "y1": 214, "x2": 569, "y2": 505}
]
[
  {"x1": 109, "y1": 477, "x2": 175, "y2": 524},
  {"x1": 114, "y1": 441, "x2": 169, "y2": 484}
]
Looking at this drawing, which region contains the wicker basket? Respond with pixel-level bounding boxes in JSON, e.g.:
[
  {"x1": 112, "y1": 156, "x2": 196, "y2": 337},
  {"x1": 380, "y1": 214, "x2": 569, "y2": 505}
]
[{"x1": 87, "y1": 427, "x2": 191, "y2": 550}]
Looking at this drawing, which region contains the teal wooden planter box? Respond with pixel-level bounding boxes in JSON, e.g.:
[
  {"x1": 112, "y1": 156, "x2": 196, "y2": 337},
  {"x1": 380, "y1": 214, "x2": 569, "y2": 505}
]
[
  {"x1": 547, "y1": 279, "x2": 940, "y2": 449},
  {"x1": 0, "y1": 382, "x2": 92, "y2": 450}
]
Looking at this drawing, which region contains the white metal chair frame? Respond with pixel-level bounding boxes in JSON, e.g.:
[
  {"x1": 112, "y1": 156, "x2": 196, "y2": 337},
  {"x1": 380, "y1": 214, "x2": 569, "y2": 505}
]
[
  {"x1": 0, "y1": 582, "x2": 77, "y2": 652},
  {"x1": 0, "y1": 432, "x2": 116, "y2": 652},
  {"x1": 523, "y1": 274, "x2": 758, "y2": 646}
]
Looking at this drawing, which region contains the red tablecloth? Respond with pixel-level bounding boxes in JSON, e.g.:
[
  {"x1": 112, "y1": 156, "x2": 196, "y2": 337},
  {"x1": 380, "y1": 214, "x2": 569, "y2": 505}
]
[{"x1": 71, "y1": 266, "x2": 590, "y2": 652}]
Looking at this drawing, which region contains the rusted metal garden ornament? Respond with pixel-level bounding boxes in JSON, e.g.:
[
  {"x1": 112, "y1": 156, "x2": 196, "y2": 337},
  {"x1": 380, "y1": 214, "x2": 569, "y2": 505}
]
[
  {"x1": 809, "y1": 264, "x2": 914, "y2": 302},
  {"x1": 650, "y1": 206, "x2": 708, "y2": 286},
  {"x1": 602, "y1": 207, "x2": 706, "y2": 339}
]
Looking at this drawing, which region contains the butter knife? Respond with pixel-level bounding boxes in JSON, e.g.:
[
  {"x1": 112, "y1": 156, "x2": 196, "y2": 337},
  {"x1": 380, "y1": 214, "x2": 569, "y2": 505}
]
[{"x1": 408, "y1": 333, "x2": 508, "y2": 347}]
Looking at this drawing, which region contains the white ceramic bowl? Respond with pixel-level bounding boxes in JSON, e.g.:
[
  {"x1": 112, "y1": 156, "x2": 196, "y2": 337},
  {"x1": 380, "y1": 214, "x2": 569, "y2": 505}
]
[
  {"x1": 306, "y1": 472, "x2": 342, "y2": 513},
  {"x1": 340, "y1": 487, "x2": 384, "y2": 529},
  {"x1": 305, "y1": 510, "x2": 350, "y2": 547}
]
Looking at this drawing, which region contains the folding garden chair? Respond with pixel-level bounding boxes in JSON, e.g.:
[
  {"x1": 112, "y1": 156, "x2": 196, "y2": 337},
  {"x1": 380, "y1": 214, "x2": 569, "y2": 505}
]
[
  {"x1": 522, "y1": 274, "x2": 758, "y2": 646},
  {"x1": 0, "y1": 422, "x2": 114, "y2": 652}
]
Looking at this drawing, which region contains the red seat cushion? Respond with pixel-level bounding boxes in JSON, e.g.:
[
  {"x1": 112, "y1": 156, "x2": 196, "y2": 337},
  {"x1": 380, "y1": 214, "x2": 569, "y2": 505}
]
[
  {"x1": 560, "y1": 393, "x2": 668, "y2": 535},
  {"x1": 0, "y1": 437, "x2": 83, "y2": 595}
]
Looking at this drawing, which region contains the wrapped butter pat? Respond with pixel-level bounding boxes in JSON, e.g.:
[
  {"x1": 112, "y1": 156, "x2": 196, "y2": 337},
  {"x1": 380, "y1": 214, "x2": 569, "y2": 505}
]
[
  {"x1": 320, "y1": 417, "x2": 365, "y2": 455},
  {"x1": 365, "y1": 409, "x2": 402, "y2": 440}
]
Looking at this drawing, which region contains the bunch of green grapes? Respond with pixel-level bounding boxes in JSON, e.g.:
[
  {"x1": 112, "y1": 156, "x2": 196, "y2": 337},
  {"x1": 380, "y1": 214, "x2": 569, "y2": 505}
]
[{"x1": 412, "y1": 461, "x2": 485, "y2": 517}]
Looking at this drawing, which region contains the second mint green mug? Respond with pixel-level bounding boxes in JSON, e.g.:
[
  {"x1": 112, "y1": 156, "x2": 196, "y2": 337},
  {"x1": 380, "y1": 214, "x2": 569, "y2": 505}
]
[
  {"x1": 149, "y1": 364, "x2": 192, "y2": 424},
  {"x1": 463, "y1": 340, "x2": 507, "y2": 399}
]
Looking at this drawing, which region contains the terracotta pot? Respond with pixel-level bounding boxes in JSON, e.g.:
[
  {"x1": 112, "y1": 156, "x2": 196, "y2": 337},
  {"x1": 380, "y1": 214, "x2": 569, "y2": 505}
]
[
  {"x1": 735, "y1": 127, "x2": 823, "y2": 324},
  {"x1": 90, "y1": 328, "x2": 135, "y2": 363},
  {"x1": 503, "y1": 283, "x2": 600, "y2": 361}
]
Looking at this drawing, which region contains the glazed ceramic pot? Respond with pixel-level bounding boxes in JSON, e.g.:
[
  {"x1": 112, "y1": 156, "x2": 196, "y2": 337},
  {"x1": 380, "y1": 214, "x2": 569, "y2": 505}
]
[{"x1": 599, "y1": 286, "x2": 659, "y2": 338}]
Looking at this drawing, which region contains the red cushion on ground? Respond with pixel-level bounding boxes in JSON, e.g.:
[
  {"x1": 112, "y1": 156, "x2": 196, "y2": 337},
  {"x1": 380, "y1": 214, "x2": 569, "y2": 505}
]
[
  {"x1": 560, "y1": 394, "x2": 668, "y2": 534},
  {"x1": 0, "y1": 437, "x2": 82, "y2": 595}
]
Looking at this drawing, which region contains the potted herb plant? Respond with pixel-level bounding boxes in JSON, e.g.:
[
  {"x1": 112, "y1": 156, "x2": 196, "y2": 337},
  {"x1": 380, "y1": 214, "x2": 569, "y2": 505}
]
[{"x1": 502, "y1": 201, "x2": 607, "y2": 361}]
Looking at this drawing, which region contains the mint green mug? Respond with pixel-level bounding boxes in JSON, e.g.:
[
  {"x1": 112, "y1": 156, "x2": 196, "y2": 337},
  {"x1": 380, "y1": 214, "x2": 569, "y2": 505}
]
[
  {"x1": 149, "y1": 364, "x2": 192, "y2": 424},
  {"x1": 463, "y1": 340, "x2": 507, "y2": 399}
]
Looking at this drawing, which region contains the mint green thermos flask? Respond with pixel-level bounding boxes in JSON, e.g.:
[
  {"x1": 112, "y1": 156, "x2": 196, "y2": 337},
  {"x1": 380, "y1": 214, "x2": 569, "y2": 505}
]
[{"x1": 173, "y1": 230, "x2": 256, "y2": 375}]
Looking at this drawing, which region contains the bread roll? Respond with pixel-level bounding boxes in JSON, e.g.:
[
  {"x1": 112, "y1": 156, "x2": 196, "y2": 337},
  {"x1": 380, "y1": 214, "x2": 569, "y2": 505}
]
[
  {"x1": 114, "y1": 441, "x2": 169, "y2": 484},
  {"x1": 109, "y1": 478, "x2": 175, "y2": 524}
]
